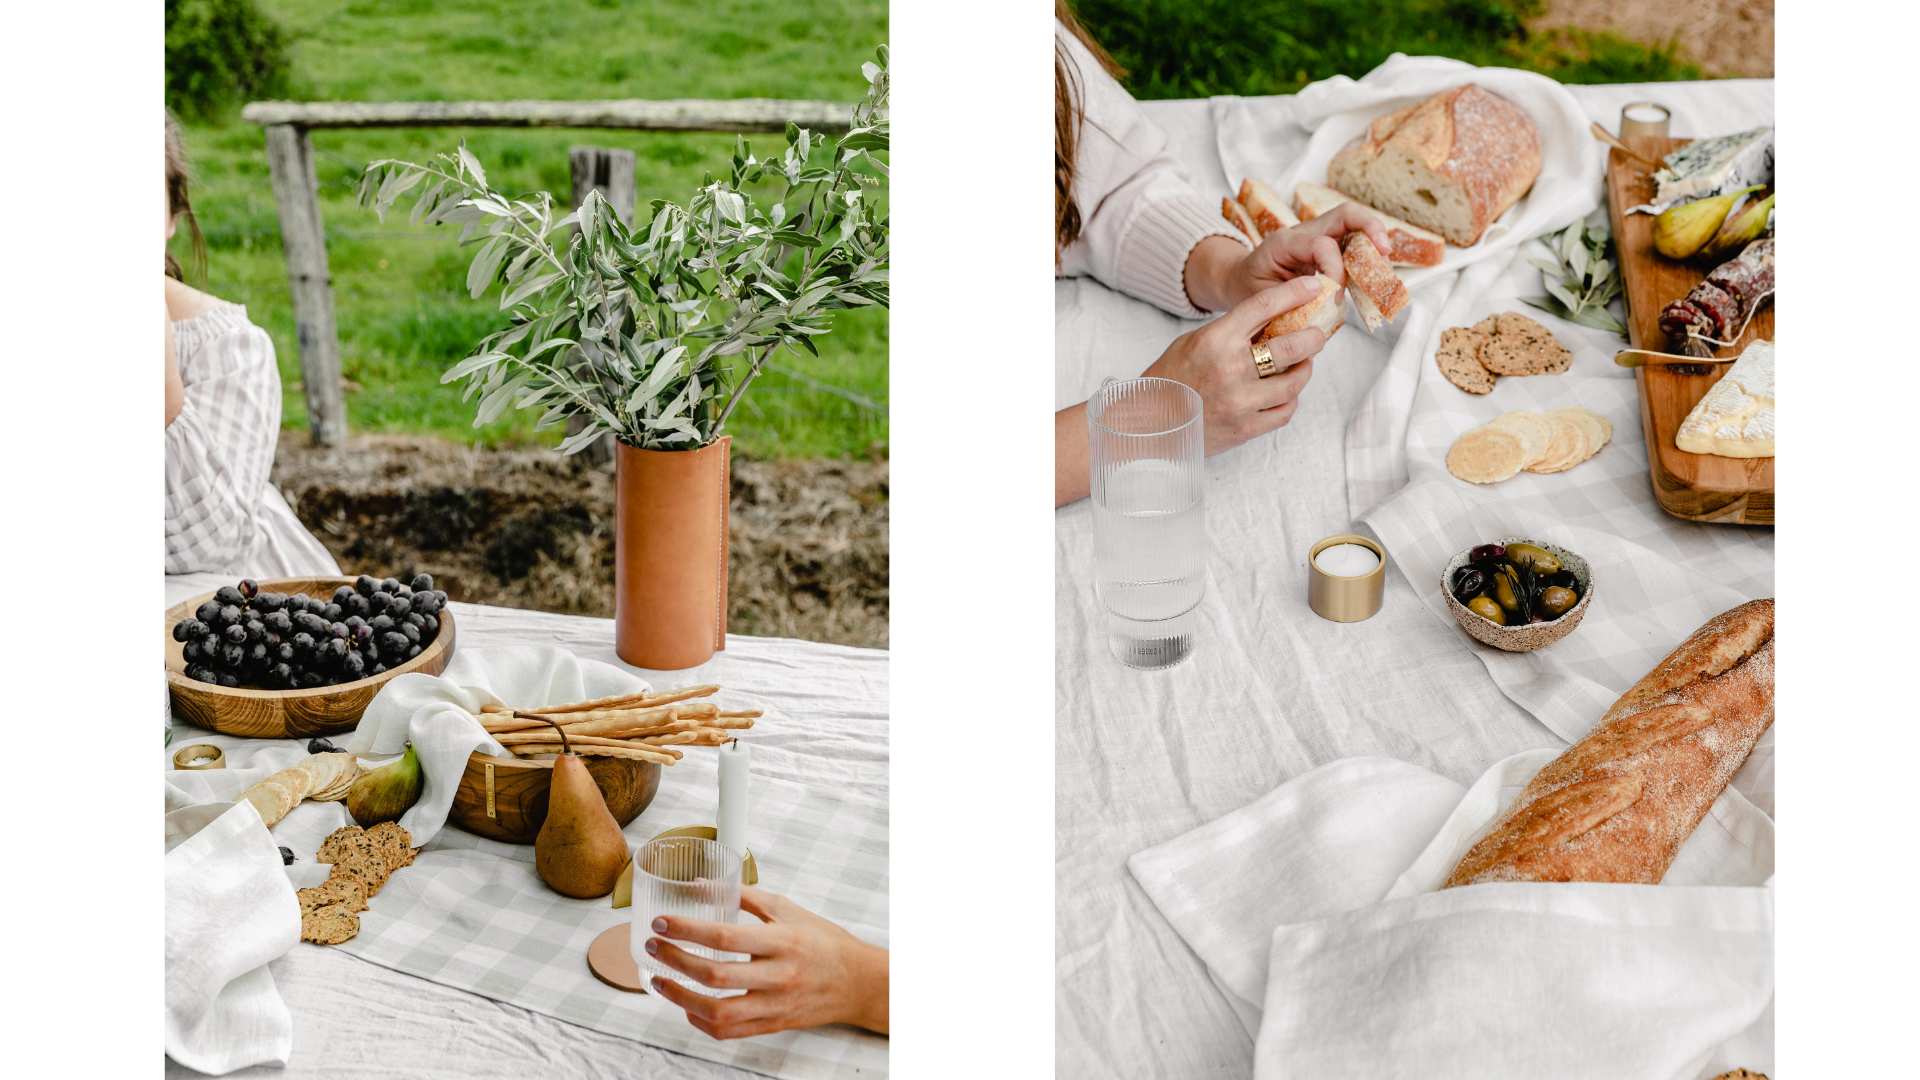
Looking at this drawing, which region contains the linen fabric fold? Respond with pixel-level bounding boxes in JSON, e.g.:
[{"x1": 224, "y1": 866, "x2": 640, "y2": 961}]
[{"x1": 165, "y1": 799, "x2": 300, "y2": 1075}]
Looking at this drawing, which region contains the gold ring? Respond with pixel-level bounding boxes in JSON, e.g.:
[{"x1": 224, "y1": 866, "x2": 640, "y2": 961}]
[{"x1": 1251, "y1": 340, "x2": 1277, "y2": 378}]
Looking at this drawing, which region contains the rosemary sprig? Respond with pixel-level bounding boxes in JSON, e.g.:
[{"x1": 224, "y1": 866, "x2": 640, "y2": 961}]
[{"x1": 1521, "y1": 219, "x2": 1626, "y2": 336}]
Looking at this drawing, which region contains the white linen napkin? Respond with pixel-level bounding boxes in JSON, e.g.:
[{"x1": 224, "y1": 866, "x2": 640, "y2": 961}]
[
  {"x1": 346, "y1": 645, "x2": 650, "y2": 845},
  {"x1": 1214, "y1": 53, "x2": 1602, "y2": 290},
  {"x1": 1129, "y1": 749, "x2": 1774, "y2": 1079},
  {"x1": 165, "y1": 799, "x2": 299, "y2": 1075}
]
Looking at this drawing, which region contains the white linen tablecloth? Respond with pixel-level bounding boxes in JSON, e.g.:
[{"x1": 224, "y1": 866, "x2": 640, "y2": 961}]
[
  {"x1": 1055, "y1": 75, "x2": 1773, "y2": 1079},
  {"x1": 165, "y1": 575, "x2": 888, "y2": 1080}
]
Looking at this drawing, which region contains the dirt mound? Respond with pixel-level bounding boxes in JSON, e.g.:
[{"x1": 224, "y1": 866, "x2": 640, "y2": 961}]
[
  {"x1": 271, "y1": 433, "x2": 888, "y2": 650},
  {"x1": 1530, "y1": 0, "x2": 1773, "y2": 78}
]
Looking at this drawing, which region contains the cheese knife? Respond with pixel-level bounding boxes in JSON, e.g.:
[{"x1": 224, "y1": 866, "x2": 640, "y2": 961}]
[{"x1": 1613, "y1": 348, "x2": 1737, "y2": 368}]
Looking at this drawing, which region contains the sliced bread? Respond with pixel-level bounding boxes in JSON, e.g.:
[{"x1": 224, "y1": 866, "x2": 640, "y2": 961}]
[{"x1": 1293, "y1": 181, "x2": 1445, "y2": 267}]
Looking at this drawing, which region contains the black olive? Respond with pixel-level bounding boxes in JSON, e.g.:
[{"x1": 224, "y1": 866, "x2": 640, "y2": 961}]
[{"x1": 1469, "y1": 543, "x2": 1506, "y2": 562}]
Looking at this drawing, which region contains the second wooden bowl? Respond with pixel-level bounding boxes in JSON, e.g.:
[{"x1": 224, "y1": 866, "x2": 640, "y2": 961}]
[
  {"x1": 164, "y1": 576, "x2": 457, "y2": 739},
  {"x1": 448, "y1": 751, "x2": 662, "y2": 844}
]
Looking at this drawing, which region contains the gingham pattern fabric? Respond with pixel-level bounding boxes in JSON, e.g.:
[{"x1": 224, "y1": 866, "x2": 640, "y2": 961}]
[
  {"x1": 1053, "y1": 78, "x2": 1772, "y2": 1080},
  {"x1": 165, "y1": 305, "x2": 339, "y2": 578},
  {"x1": 163, "y1": 581, "x2": 888, "y2": 1080}
]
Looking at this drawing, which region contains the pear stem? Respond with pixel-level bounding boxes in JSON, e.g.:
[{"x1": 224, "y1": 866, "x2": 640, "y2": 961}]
[{"x1": 514, "y1": 711, "x2": 571, "y2": 756}]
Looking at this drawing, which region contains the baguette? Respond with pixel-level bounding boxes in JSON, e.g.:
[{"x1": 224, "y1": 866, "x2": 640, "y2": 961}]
[
  {"x1": 1444, "y1": 598, "x2": 1774, "y2": 888},
  {"x1": 1254, "y1": 273, "x2": 1344, "y2": 345},
  {"x1": 1293, "y1": 181, "x2": 1445, "y2": 267},
  {"x1": 1341, "y1": 232, "x2": 1408, "y2": 333}
]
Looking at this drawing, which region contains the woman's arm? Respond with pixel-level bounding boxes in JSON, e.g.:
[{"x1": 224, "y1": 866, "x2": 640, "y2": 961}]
[
  {"x1": 165, "y1": 308, "x2": 184, "y2": 426},
  {"x1": 1056, "y1": 279, "x2": 1329, "y2": 507},
  {"x1": 164, "y1": 317, "x2": 285, "y2": 574},
  {"x1": 645, "y1": 886, "x2": 889, "y2": 1039}
]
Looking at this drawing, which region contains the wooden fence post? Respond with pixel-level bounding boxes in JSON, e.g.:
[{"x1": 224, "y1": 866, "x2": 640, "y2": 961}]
[
  {"x1": 564, "y1": 146, "x2": 636, "y2": 464},
  {"x1": 263, "y1": 123, "x2": 347, "y2": 446}
]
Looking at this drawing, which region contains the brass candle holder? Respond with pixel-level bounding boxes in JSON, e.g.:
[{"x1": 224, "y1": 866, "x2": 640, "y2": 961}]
[
  {"x1": 1307, "y1": 534, "x2": 1386, "y2": 623},
  {"x1": 1619, "y1": 101, "x2": 1671, "y2": 140},
  {"x1": 172, "y1": 744, "x2": 226, "y2": 770}
]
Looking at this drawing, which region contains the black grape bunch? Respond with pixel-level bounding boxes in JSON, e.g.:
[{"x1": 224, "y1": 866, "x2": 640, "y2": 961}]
[{"x1": 171, "y1": 574, "x2": 447, "y2": 690}]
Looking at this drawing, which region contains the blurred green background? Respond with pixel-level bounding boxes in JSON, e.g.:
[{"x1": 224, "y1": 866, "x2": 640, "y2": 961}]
[
  {"x1": 166, "y1": 0, "x2": 888, "y2": 458},
  {"x1": 1069, "y1": 0, "x2": 1703, "y2": 101}
]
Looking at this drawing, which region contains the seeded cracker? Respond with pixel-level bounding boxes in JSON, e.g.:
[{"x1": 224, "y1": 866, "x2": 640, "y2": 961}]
[
  {"x1": 1479, "y1": 312, "x2": 1573, "y2": 376},
  {"x1": 1446, "y1": 425, "x2": 1527, "y2": 483},
  {"x1": 317, "y1": 825, "x2": 365, "y2": 864},
  {"x1": 1437, "y1": 327, "x2": 1497, "y2": 394},
  {"x1": 298, "y1": 877, "x2": 367, "y2": 915},
  {"x1": 301, "y1": 902, "x2": 360, "y2": 946}
]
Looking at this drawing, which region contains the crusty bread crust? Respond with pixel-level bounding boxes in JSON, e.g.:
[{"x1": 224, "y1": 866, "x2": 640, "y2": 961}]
[
  {"x1": 1254, "y1": 274, "x2": 1343, "y2": 344},
  {"x1": 1341, "y1": 232, "x2": 1407, "y2": 331},
  {"x1": 1444, "y1": 598, "x2": 1775, "y2": 888},
  {"x1": 1222, "y1": 197, "x2": 1263, "y2": 244},
  {"x1": 1293, "y1": 181, "x2": 1445, "y2": 267},
  {"x1": 1328, "y1": 85, "x2": 1541, "y2": 247},
  {"x1": 1238, "y1": 178, "x2": 1299, "y2": 233}
]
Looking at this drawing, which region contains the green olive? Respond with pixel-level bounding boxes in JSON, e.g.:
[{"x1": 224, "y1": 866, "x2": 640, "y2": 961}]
[
  {"x1": 1504, "y1": 543, "x2": 1562, "y2": 575},
  {"x1": 1491, "y1": 568, "x2": 1521, "y2": 613},
  {"x1": 1541, "y1": 586, "x2": 1578, "y2": 617},
  {"x1": 1467, "y1": 596, "x2": 1506, "y2": 625}
]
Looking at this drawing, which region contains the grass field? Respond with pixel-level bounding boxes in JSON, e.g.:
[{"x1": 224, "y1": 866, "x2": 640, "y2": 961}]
[
  {"x1": 1072, "y1": 0, "x2": 1703, "y2": 100},
  {"x1": 169, "y1": 0, "x2": 888, "y2": 458}
]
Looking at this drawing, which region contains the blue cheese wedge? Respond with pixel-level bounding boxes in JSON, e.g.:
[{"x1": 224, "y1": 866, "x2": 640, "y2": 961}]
[
  {"x1": 1629, "y1": 128, "x2": 1774, "y2": 214},
  {"x1": 1675, "y1": 339, "x2": 1773, "y2": 458}
]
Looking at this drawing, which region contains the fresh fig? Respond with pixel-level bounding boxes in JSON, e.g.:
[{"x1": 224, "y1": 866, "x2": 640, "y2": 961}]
[
  {"x1": 1652, "y1": 185, "x2": 1760, "y2": 260},
  {"x1": 346, "y1": 741, "x2": 423, "y2": 827},
  {"x1": 1699, "y1": 192, "x2": 1774, "y2": 262}
]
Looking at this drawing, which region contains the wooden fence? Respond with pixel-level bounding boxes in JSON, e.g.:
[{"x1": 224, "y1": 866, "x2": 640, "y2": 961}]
[{"x1": 240, "y1": 98, "x2": 856, "y2": 447}]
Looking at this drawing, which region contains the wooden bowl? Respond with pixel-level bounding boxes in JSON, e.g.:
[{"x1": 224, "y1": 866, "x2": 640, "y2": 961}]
[
  {"x1": 164, "y1": 576, "x2": 457, "y2": 739},
  {"x1": 1441, "y1": 539, "x2": 1594, "y2": 653},
  {"x1": 448, "y1": 751, "x2": 662, "y2": 844}
]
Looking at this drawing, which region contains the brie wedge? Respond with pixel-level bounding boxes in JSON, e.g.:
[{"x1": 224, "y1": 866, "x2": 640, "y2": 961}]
[{"x1": 1675, "y1": 339, "x2": 1774, "y2": 458}]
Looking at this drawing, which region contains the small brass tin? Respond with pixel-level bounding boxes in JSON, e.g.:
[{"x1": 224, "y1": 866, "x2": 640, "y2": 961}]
[
  {"x1": 1619, "y1": 101, "x2": 1671, "y2": 140},
  {"x1": 173, "y1": 744, "x2": 225, "y2": 770},
  {"x1": 1307, "y1": 534, "x2": 1386, "y2": 623}
]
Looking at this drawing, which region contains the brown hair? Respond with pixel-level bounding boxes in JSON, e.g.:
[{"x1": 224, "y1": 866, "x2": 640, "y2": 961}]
[
  {"x1": 1055, "y1": 0, "x2": 1125, "y2": 259},
  {"x1": 166, "y1": 112, "x2": 207, "y2": 286}
]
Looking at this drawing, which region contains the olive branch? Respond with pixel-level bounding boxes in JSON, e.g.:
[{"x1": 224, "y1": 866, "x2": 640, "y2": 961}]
[{"x1": 355, "y1": 46, "x2": 889, "y2": 452}]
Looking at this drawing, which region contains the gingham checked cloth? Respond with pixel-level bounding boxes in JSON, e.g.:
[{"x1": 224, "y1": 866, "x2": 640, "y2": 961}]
[
  {"x1": 165, "y1": 579, "x2": 888, "y2": 1080},
  {"x1": 1054, "y1": 74, "x2": 1773, "y2": 1079}
]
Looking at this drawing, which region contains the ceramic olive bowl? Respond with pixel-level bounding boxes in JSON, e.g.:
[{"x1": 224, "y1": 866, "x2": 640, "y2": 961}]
[{"x1": 1441, "y1": 538, "x2": 1593, "y2": 653}]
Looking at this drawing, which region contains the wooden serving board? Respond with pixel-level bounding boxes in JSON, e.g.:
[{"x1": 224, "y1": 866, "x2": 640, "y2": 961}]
[{"x1": 1603, "y1": 136, "x2": 1773, "y2": 525}]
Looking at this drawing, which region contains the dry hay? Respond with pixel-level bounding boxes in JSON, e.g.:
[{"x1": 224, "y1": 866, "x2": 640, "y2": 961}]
[{"x1": 270, "y1": 433, "x2": 889, "y2": 650}]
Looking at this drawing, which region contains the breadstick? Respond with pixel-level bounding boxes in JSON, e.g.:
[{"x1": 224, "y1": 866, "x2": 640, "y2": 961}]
[
  {"x1": 537, "y1": 684, "x2": 721, "y2": 715},
  {"x1": 494, "y1": 732, "x2": 674, "y2": 751},
  {"x1": 634, "y1": 729, "x2": 733, "y2": 747},
  {"x1": 505, "y1": 743, "x2": 679, "y2": 765},
  {"x1": 716, "y1": 709, "x2": 762, "y2": 720},
  {"x1": 484, "y1": 704, "x2": 694, "y2": 735}
]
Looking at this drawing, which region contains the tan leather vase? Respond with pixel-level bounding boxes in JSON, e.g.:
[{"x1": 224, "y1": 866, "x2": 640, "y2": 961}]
[{"x1": 614, "y1": 436, "x2": 730, "y2": 670}]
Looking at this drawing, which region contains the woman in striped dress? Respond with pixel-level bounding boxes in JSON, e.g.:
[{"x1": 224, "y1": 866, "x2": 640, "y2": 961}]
[{"x1": 165, "y1": 114, "x2": 338, "y2": 579}]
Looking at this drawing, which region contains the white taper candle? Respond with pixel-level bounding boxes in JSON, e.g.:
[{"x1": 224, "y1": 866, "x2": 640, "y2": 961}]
[{"x1": 716, "y1": 738, "x2": 749, "y2": 859}]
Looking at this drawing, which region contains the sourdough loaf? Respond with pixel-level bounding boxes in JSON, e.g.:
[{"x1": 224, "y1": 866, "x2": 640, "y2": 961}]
[
  {"x1": 1444, "y1": 598, "x2": 1774, "y2": 887},
  {"x1": 1294, "y1": 181, "x2": 1445, "y2": 267},
  {"x1": 1327, "y1": 85, "x2": 1540, "y2": 248}
]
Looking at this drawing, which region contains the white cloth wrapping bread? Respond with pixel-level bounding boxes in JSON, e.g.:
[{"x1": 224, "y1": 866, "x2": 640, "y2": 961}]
[
  {"x1": 165, "y1": 798, "x2": 300, "y2": 1075},
  {"x1": 1215, "y1": 54, "x2": 1601, "y2": 290},
  {"x1": 345, "y1": 645, "x2": 650, "y2": 845},
  {"x1": 1129, "y1": 750, "x2": 1774, "y2": 1080}
]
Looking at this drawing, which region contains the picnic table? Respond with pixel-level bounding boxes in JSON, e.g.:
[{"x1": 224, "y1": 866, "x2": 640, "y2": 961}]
[
  {"x1": 1054, "y1": 74, "x2": 1774, "y2": 1077},
  {"x1": 164, "y1": 572, "x2": 889, "y2": 1080}
]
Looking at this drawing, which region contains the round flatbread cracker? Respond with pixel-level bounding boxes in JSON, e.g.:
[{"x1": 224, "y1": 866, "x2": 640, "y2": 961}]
[
  {"x1": 1567, "y1": 405, "x2": 1612, "y2": 447},
  {"x1": 1446, "y1": 425, "x2": 1527, "y2": 484},
  {"x1": 1488, "y1": 411, "x2": 1553, "y2": 466},
  {"x1": 1547, "y1": 407, "x2": 1607, "y2": 463},
  {"x1": 1524, "y1": 414, "x2": 1591, "y2": 473}
]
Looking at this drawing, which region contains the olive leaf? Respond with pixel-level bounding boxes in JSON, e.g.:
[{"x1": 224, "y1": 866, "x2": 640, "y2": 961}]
[
  {"x1": 354, "y1": 46, "x2": 890, "y2": 452},
  {"x1": 1520, "y1": 219, "x2": 1626, "y2": 337}
]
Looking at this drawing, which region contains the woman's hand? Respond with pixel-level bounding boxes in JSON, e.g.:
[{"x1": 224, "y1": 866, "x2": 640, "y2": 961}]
[
  {"x1": 1185, "y1": 203, "x2": 1392, "y2": 313},
  {"x1": 1056, "y1": 278, "x2": 1328, "y2": 505},
  {"x1": 645, "y1": 886, "x2": 889, "y2": 1040}
]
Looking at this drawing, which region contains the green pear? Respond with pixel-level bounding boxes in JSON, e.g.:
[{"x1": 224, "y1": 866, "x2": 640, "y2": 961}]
[
  {"x1": 1652, "y1": 185, "x2": 1761, "y2": 260},
  {"x1": 1699, "y1": 193, "x2": 1775, "y2": 262},
  {"x1": 346, "y1": 741, "x2": 423, "y2": 827}
]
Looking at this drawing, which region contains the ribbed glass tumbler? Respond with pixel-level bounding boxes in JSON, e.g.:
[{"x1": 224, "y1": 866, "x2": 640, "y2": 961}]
[
  {"x1": 631, "y1": 836, "x2": 744, "y2": 991},
  {"x1": 1087, "y1": 377, "x2": 1206, "y2": 669}
]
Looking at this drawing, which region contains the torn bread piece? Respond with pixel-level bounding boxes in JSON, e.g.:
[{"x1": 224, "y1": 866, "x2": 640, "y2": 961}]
[
  {"x1": 1221, "y1": 197, "x2": 1263, "y2": 245},
  {"x1": 1294, "y1": 181, "x2": 1445, "y2": 267},
  {"x1": 1255, "y1": 273, "x2": 1344, "y2": 345},
  {"x1": 1341, "y1": 232, "x2": 1409, "y2": 333},
  {"x1": 1238, "y1": 178, "x2": 1300, "y2": 233}
]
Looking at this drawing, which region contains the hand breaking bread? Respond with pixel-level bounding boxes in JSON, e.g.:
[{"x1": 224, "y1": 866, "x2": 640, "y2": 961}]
[
  {"x1": 1341, "y1": 232, "x2": 1408, "y2": 332},
  {"x1": 1254, "y1": 273, "x2": 1344, "y2": 345},
  {"x1": 1444, "y1": 599, "x2": 1774, "y2": 887}
]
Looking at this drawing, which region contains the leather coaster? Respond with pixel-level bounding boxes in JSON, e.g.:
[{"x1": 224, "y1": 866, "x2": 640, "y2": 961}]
[{"x1": 587, "y1": 923, "x2": 649, "y2": 994}]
